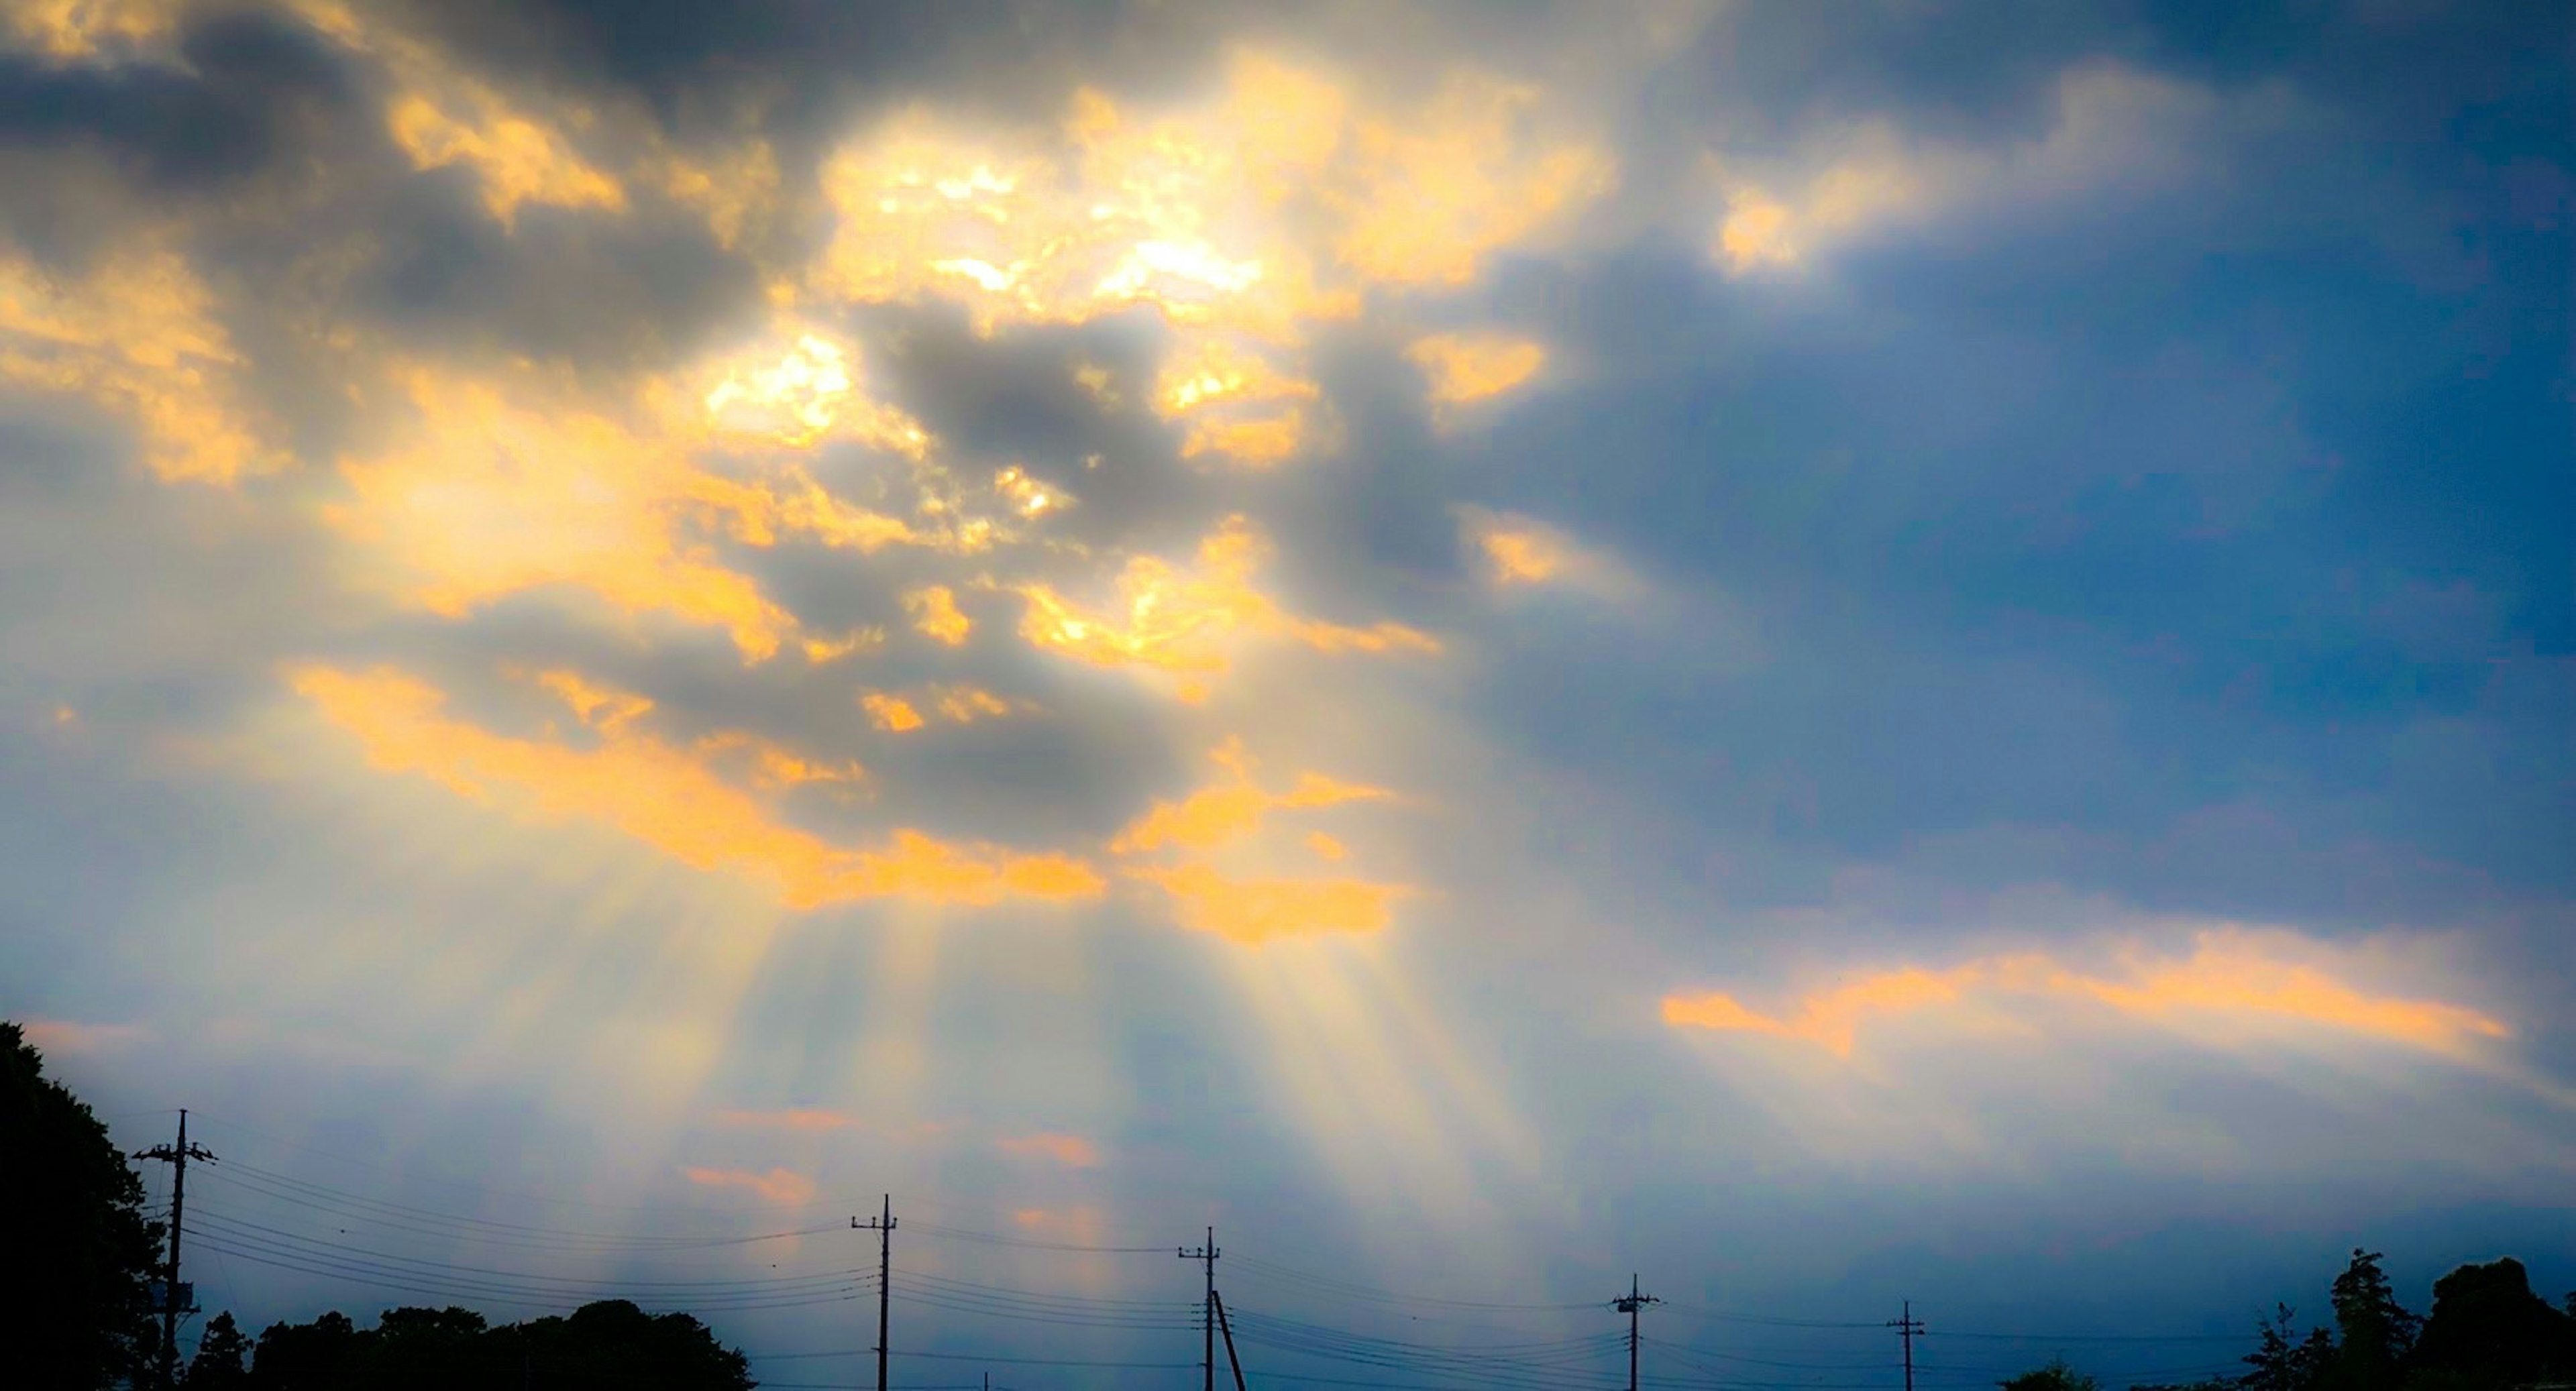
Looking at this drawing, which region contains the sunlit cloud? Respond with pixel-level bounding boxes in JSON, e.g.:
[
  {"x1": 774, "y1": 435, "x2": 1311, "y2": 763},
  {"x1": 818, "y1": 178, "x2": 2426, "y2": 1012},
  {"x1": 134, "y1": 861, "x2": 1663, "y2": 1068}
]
[
  {"x1": 293, "y1": 664, "x2": 1104, "y2": 908},
  {"x1": 1708, "y1": 62, "x2": 2294, "y2": 275},
  {"x1": 1407, "y1": 332, "x2": 1547, "y2": 422},
  {"x1": 680, "y1": 1166, "x2": 818, "y2": 1205},
  {"x1": 1, "y1": 0, "x2": 181, "y2": 64},
  {"x1": 1129, "y1": 864, "x2": 1407, "y2": 945},
  {"x1": 864, "y1": 683, "x2": 1030, "y2": 732},
  {"x1": 860, "y1": 691, "x2": 925, "y2": 734},
  {"x1": 1662, "y1": 930, "x2": 2514, "y2": 1060},
  {"x1": 1111, "y1": 738, "x2": 1387, "y2": 855},
  {"x1": 696, "y1": 329, "x2": 931, "y2": 457},
  {"x1": 710, "y1": 1108, "x2": 861, "y2": 1132},
  {"x1": 996, "y1": 1131, "x2": 1101, "y2": 1168},
  {"x1": 811, "y1": 48, "x2": 1609, "y2": 465},
  {"x1": 18, "y1": 1019, "x2": 154, "y2": 1054},
  {"x1": 1456, "y1": 506, "x2": 1630, "y2": 596},
  {"x1": 1012, "y1": 515, "x2": 1436, "y2": 702},
  {"x1": 1110, "y1": 740, "x2": 1410, "y2": 946},
  {"x1": 0, "y1": 244, "x2": 275, "y2": 484},
  {"x1": 327, "y1": 369, "x2": 937, "y2": 662},
  {"x1": 904, "y1": 585, "x2": 973, "y2": 646}
]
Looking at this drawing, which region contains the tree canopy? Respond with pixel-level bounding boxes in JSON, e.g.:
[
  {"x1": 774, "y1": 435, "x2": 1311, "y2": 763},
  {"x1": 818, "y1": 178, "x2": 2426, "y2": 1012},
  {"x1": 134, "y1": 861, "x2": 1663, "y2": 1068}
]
[{"x1": 1, "y1": 1020, "x2": 164, "y2": 1391}]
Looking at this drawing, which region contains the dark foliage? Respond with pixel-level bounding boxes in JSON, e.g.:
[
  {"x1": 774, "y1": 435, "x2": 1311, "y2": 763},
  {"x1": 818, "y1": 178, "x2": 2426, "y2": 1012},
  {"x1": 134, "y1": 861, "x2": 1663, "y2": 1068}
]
[
  {"x1": 229, "y1": 1299, "x2": 753, "y2": 1390},
  {"x1": 0, "y1": 1020, "x2": 164, "y2": 1391}
]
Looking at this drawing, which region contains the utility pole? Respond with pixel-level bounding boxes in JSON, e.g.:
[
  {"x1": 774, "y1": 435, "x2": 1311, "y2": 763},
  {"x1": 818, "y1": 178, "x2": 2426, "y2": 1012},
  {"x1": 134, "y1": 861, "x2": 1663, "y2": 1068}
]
[
  {"x1": 1179, "y1": 1227, "x2": 1219, "y2": 1391},
  {"x1": 133, "y1": 1109, "x2": 215, "y2": 1391},
  {"x1": 1213, "y1": 1288, "x2": 1248, "y2": 1391},
  {"x1": 1611, "y1": 1274, "x2": 1660, "y2": 1391},
  {"x1": 853, "y1": 1195, "x2": 896, "y2": 1391},
  {"x1": 1888, "y1": 1299, "x2": 1925, "y2": 1391}
]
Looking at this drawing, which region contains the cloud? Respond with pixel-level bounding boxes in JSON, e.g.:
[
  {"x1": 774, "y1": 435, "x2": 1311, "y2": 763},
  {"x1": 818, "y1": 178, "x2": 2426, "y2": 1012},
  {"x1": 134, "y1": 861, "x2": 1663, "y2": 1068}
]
[
  {"x1": 680, "y1": 1165, "x2": 817, "y2": 1205},
  {"x1": 1707, "y1": 61, "x2": 2305, "y2": 274},
  {"x1": 325, "y1": 367, "x2": 945, "y2": 663},
  {"x1": 292, "y1": 663, "x2": 1102, "y2": 909},
  {"x1": 1111, "y1": 738, "x2": 1386, "y2": 855},
  {"x1": 808, "y1": 47, "x2": 1611, "y2": 466},
  {"x1": 862, "y1": 683, "x2": 1027, "y2": 734},
  {"x1": 996, "y1": 1130, "x2": 1099, "y2": 1168},
  {"x1": 17, "y1": 1018, "x2": 154, "y2": 1054},
  {"x1": 0, "y1": 241, "x2": 276, "y2": 482},
  {"x1": 1662, "y1": 928, "x2": 2514, "y2": 1060},
  {"x1": 1128, "y1": 863, "x2": 1407, "y2": 946},
  {"x1": 1011, "y1": 514, "x2": 1437, "y2": 702},
  {"x1": 1407, "y1": 331, "x2": 1547, "y2": 421},
  {"x1": 903, "y1": 584, "x2": 972, "y2": 645},
  {"x1": 709, "y1": 1107, "x2": 861, "y2": 1131},
  {"x1": 1456, "y1": 506, "x2": 1631, "y2": 596}
]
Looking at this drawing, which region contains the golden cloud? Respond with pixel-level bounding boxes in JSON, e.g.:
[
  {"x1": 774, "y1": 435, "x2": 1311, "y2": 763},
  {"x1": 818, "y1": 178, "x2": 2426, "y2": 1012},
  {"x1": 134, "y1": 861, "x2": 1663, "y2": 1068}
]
[
  {"x1": 680, "y1": 1166, "x2": 817, "y2": 1205},
  {"x1": 294, "y1": 664, "x2": 1102, "y2": 908},
  {"x1": 710, "y1": 1108, "x2": 861, "y2": 1132},
  {"x1": 1013, "y1": 515, "x2": 1436, "y2": 701},
  {"x1": 1110, "y1": 739, "x2": 1411, "y2": 945},
  {"x1": 860, "y1": 691, "x2": 925, "y2": 733},
  {"x1": 326, "y1": 369, "x2": 938, "y2": 661},
  {"x1": 1456, "y1": 506, "x2": 1626, "y2": 595},
  {"x1": 1407, "y1": 332, "x2": 1547, "y2": 416},
  {"x1": 2, "y1": 0, "x2": 181, "y2": 63},
  {"x1": 1112, "y1": 738, "x2": 1387, "y2": 854},
  {"x1": 1662, "y1": 932, "x2": 2513, "y2": 1060},
  {"x1": 1129, "y1": 863, "x2": 1406, "y2": 945},
  {"x1": 19, "y1": 1019, "x2": 154, "y2": 1054},
  {"x1": 0, "y1": 244, "x2": 274, "y2": 483},
  {"x1": 811, "y1": 48, "x2": 1609, "y2": 466},
  {"x1": 996, "y1": 1131, "x2": 1101, "y2": 1168},
  {"x1": 905, "y1": 585, "x2": 973, "y2": 645}
]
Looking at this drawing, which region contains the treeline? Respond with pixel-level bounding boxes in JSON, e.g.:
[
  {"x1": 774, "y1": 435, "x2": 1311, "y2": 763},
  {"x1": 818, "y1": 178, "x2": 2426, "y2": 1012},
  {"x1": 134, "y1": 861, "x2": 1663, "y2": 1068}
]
[
  {"x1": 176, "y1": 1301, "x2": 753, "y2": 1390},
  {"x1": 2017, "y1": 1249, "x2": 2576, "y2": 1391}
]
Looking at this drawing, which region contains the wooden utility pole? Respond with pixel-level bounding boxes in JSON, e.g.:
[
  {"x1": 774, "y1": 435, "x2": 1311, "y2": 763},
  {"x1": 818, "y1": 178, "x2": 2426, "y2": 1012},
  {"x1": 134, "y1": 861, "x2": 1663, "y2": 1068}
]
[
  {"x1": 1611, "y1": 1273, "x2": 1661, "y2": 1391},
  {"x1": 1890, "y1": 1299, "x2": 1926, "y2": 1391},
  {"x1": 133, "y1": 1109, "x2": 215, "y2": 1390},
  {"x1": 853, "y1": 1196, "x2": 896, "y2": 1391},
  {"x1": 1179, "y1": 1227, "x2": 1220, "y2": 1391}
]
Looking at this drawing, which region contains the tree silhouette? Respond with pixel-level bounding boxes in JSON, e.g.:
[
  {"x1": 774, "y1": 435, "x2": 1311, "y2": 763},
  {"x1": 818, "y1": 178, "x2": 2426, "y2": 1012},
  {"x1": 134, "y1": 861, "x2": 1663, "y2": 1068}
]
[
  {"x1": 237, "y1": 1300, "x2": 753, "y2": 1390},
  {"x1": 187, "y1": 1311, "x2": 254, "y2": 1388},
  {"x1": 2410, "y1": 1258, "x2": 2576, "y2": 1391},
  {"x1": 2332, "y1": 1250, "x2": 2422, "y2": 1391},
  {"x1": 2002, "y1": 1357, "x2": 2104, "y2": 1391},
  {"x1": 0, "y1": 1020, "x2": 164, "y2": 1390}
]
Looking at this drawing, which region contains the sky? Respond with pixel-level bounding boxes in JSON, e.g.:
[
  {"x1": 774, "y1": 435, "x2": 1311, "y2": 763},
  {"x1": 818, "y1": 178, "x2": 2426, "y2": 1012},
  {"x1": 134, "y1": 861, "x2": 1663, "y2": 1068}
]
[{"x1": 2, "y1": 0, "x2": 2571, "y2": 1386}]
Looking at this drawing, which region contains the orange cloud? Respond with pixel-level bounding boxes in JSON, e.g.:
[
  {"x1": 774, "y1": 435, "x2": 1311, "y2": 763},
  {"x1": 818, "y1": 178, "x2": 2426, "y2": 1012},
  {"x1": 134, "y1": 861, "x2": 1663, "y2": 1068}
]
[
  {"x1": 1112, "y1": 738, "x2": 1387, "y2": 854},
  {"x1": 997, "y1": 1131, "x2": 1101, "y2": 1168},
  {"x1": 695, "y1": 329, "x2": 930, "y2": 457},
  {"x1": 1129, "y1": 863, "x2": 1406, "y2": 945},
  {"x1": 3, "y1": 0, "x2": 181, "y2": 63},
  {"x1": 810, "y1": 49, "x2": 1608, "y2": 465},
  {"x1": 1662, "y1": 933, "x2": 2512, "y2": 1060},
  {"x1": 294, "y1": 664, "x2": 1103, "y2": 909},
  {"x1": 19, "y1": 1019, "x2": 153, "y2": 1054},
  {"x1": 710, "y1": 1109, "x2": 861, "y2": 1132},
  {"x1": 327, "y1": 370, "x2": 928, "y2": 661},
  {"x1": 1407, "y1": 332, "x2": 1546, "y2": 415},
  {"x1": 681, "y1": 1166, "x2": 818, "y2": 1205},
  {"x1": 1014, "y1": 515, "x2": 1436, "y2": 700},
  {"x1": 1456, "y1": 506, "x2": 1627, "y2": 595},
  {"x1": 905, "y1": 586, "x2": 973, "y2": 645},
  {"x1": 861, "y1": 691, "x2": 925, "y2": 733},
  {"x1": 0, "y1": 244, "x2": 274, "y2": 483}
]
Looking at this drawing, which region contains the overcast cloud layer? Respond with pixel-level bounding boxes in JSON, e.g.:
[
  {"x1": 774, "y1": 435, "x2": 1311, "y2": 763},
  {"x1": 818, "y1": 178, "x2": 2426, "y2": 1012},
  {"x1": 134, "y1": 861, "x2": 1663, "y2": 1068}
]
[{"x1": 3, "y1": 0, "x2": 2571, "y2": 1384}]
